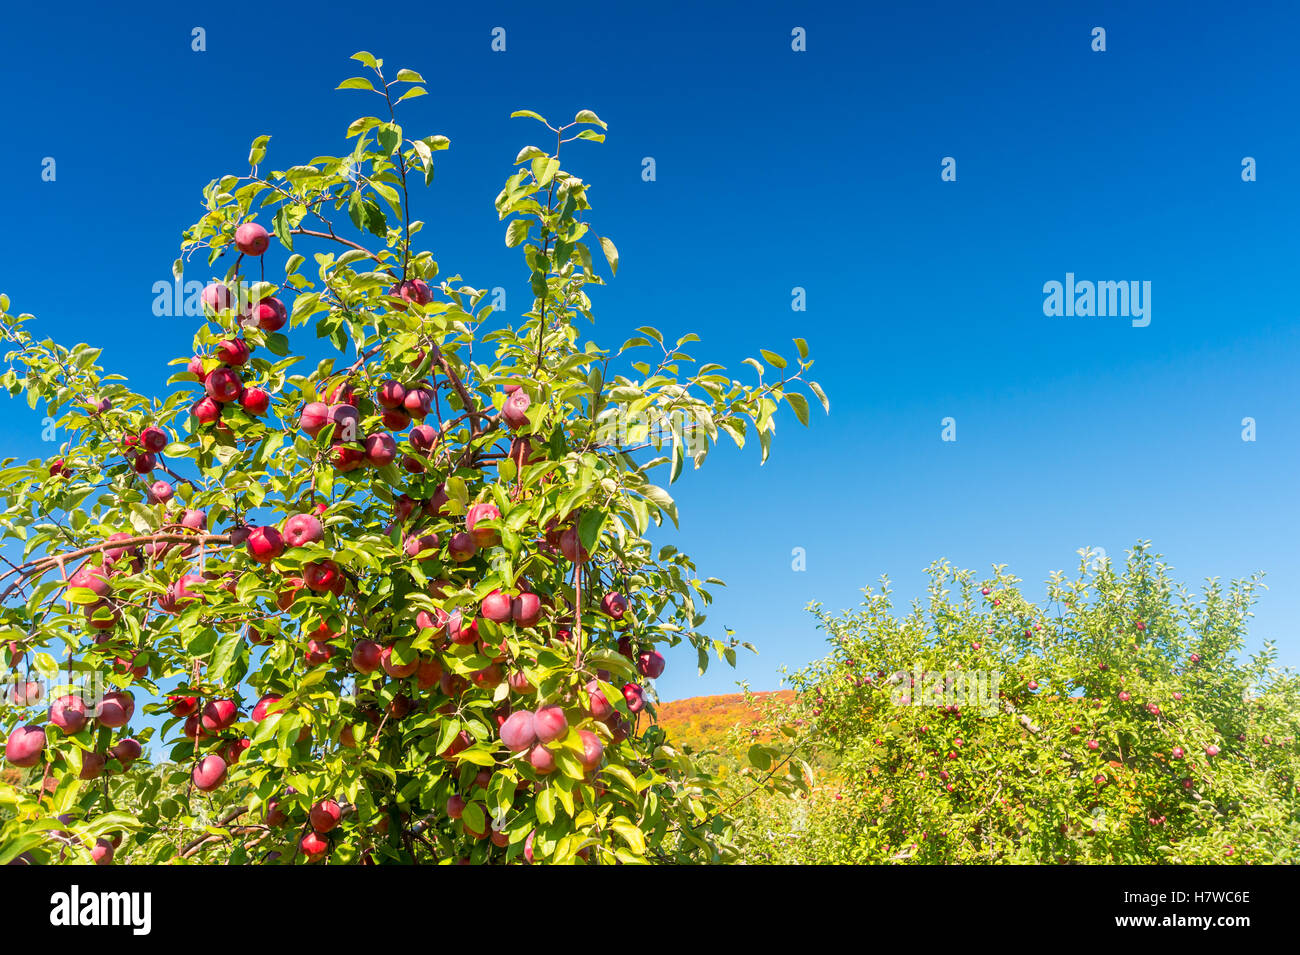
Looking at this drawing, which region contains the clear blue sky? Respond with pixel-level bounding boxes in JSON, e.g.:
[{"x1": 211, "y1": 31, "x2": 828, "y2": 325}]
[{"x1": 1, "y1": 0, "x2": 1297, "y2": 702}]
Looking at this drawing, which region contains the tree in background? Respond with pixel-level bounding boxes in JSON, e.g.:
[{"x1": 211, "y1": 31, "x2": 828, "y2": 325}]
[
  {"x1": 0, "y1": 53, "x2": 825, "y2": 864},
  {"x1": 733, "y1": 544, "x2": 1300, "y2": 863}
]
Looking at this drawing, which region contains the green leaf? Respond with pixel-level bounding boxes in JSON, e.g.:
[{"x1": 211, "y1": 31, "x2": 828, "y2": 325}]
[
  {"x1": 574, "y1": 109, "x2": 608, "y2": 130},
  {"x1": 505, "y1": 219, "x2": 531, "y2": 248},
  {"x1": 786, "y1": 391, "x2": 810, "y2": 426},
  {"x1": 337, "y1": 77, "x2": 376, "y2": 92},
  {"x1": 808, "y1": 380, "x2": 830, "y2": 413},
  {"x1": 395, "y1": 68, "x2": 425, "y2": 83},
  {"x1": 511, "y1": 110, "x2": 551, "y2": 126},
  {"x1": 598, "y1": 236, "x2": 619, "y2": 276}
]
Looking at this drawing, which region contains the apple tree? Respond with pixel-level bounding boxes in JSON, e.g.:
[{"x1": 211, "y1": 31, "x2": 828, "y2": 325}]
[
  {"x1": 0, "y1": 53, "x2": 826, "y2": 864},
  {"x1": 732, "y1": 544, "x2": 1300, "y2": 863}
]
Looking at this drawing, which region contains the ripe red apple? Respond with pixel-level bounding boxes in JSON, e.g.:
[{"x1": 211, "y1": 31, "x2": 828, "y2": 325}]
[
  {"x1": 471, "y1": 664, "x2": 503, "y2": 689},
  {"x1": 168, "y1": 695, "x2": 199, "y2": 718},
  {"x1": 91, "y1": 839, "x2": 114, "y2": 865},
  {"x1": 303, "y1": 559, "x2": 341, "y2": 592},
  {"x1": 310, "y1": 799, "x2": 342, "y2": 833},
  {"x1": 330, "y1": 444, "x2": 366, "y2": 472},
  {"x1": 508, "y1": 669, "x2": 534, "y2": 695},
  {"x1": 201, "y1": 283, "x2": 233, "y2": 313},
  {"x1": 139, "y1": 426, "x2": 168, "y2": 452},
  {"x1": 68, "y1": 564, "x2": 112, "y2": 598},
  {"x1": 1118, "y1": 691, "x2": 1130, "y2": 702},
  {"x1": 363, "y1": 432, "x2": 397, "y2": 467},
  {"x1": 248, "y1": 295, "x2": 287, "y2": 331},
  {"x1": 446, "y1": 611, "x2": 479, "y2": 645},
  {"x1": 511, "y1": 592, "x2": 541, "y2": 627},
  {"x1": 465, "y1": 503, "x2": 501, "y2": 548},
  {"x1": 265, "y1": 800, "x2": 288, "y2": 827},
  {"x1": 246, "y1": 525, "x2": 285, "y2": 563},
  {"x1": 201, "y1": 699, "x2": 239, "y2": 733},
  {"x1": 448, "y1": 532, "x2": 476, "y2": 562},
  {"x1": 191, "y1": 396, "x2": 221, "y2": 424},
  {"x1": 380, "y1": 646, "x2": 419, "y2": 679},
  {"x1": 300, "y1": 830, "x2": 329, "y2": 861},
  {"x1": 409, "y1": 424, "x2": 438, "y2": 452},
  {"x1": 637, "y1": 650, "x2": 666, "y2": 680},
  {"x1": 578, "y1": 730, "x2": 603, "y2": 772},
  {"x1": 252, "y1": 695, "x2": 283, "y2": 723},
  {"x1": 234, "y1": 221, "x2": 270, "y2": 256},
  {"x1": 389, "y1": 279, "x2": 432, "y2": 309},
  {"x1": 502, "y1": 389, "x2": 531, "y2": 430},
  {"x1": 377, "y1": 380, "x2": 406, "y2": 409},
  {"x1": 216, "y1": 339, "x2": 251, "y2": 366},
  {"x1": 402, "y1": 387, "x2": 432, "y2": 419},
  {"x1": 381, "y1": 407, "x2": 411, "y2": 430},
  {"x1": 1205, "y1": 744, "x2": 1220, "y2": 758},
  {"x1": 586, "y1": 680, "x2": 614, "y2": 720},
  {"x1": 447, "y1": 794, "x2": 466, "y2": 819},
  {"x1": 529, "y1": 744, "x2": 556, "y2": 775},
  {"x1": 205, "y1": 367, "x2": 243, "y2": 403},
  {"x1": 533, "y1": 705, "x2": 568, "y2": 744},
  {"x1": 600, "y1": 592, "x2": 628, "y2": 619},
  {"x1": 305, "y1": 639, "x2": 333, "y2": 666},
  {"x1": 282, "y1": 513, "x2": 324, "y2": 548},
  {"x1": 96, "y1": 691, "x2": 134, "y2": 728},
  {"x1": 1087, "y1": 739, "x2": 1099, "y2": 751},
  {"x1": 148, "y1": 480, "x2": 173, "y2": 503},
  {"x1": 481, "y1": 589, "x2": 513, "y2": 623},
  {"x1": 192, "y1": 754, "x2": 228, "y2": 791},
  {"x1": 500, "y1": 710, "x2": 537, "y2": 752},
  {"x1": 131, "y1": 451, "x2": 156, "y2": 473},
  {"x1": 79, "y1": 752, "x2": 107, "y2": 780},
  {"x1": 622, "y1": 683, "x2": 645, "y2": 713},
  {"x1": 108, "y1": 737, "x2": 142, "y2": 765},
  {"x1": 352, "y1": 640, "x2": 382, "y2": 674},
  {"x1": 4, "y1": 725, "x2": 45, "y2": 767},
  {"x1": 299, "y1": 402, "x2": 331, "y2": 437},
  {"x1": 239, "y1": 387, "x2": 270, "y2": 416},
  {"x1": 403, "y1": 533, "x2": 439, "y2": 557},
  {"x1": 559, "y1": 527, "x2": 589, "y2": 563}
]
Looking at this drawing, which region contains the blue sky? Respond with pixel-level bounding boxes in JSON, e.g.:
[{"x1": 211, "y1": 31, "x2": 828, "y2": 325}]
[{"x1": 1, "y1": 0, "x2": 1297, "y2": 702}]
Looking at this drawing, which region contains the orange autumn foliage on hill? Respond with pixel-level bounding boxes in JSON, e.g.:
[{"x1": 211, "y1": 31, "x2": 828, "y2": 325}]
[{"x1": 657, "y1": 692, "x2": 796, "y2": 756}]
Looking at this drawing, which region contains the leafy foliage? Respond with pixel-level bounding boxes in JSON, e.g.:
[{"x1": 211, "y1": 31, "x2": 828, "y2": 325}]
[
  {"x1": 0, "y1": 54, "x2": 823, "y2": 865},
  {"x1": 731, "y1": 544, "x2": 1300, "y2": 864}
]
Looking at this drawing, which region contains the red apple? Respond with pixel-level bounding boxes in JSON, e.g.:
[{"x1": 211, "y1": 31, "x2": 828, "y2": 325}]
[
  {"x1": 352, "y1": 640, "x2": 382, "y2": 674},
  {"x1": 481, "y1": 589, "x2": 513, "y2": 623},
  {"x1": 500, "y1": 710, "x2": 537, "y2": 752},
  {"x1": 511, "y1": 592, "x2": 542, "y2": 627},
  {"x1": 282, "y1": 513, "x2": 324, "y2": 548},
  {"x1": 4, "y1": 725, "x2": 45, "y2": 767},
  {"x1": 205, "y1": 367, "x2": 243, "y2": 403},
  {"x1": 246, "y1": 526, "x2": 285, "y2": 563},
  {"x1": 533, "y1": 705, "x2": 567, "y2": 744},
  {"x1": 96, "y1": 691, "x2": 134, "y2": 728},
  {"x1": 310, "y1": 799, "x2": 342, "y2": 833},
  {"x1": 234, "y1": 221, "x2": 270, "y2": 256},
  {"x1": 192, "y1": 754, "x2": 228, "y2": 791}
]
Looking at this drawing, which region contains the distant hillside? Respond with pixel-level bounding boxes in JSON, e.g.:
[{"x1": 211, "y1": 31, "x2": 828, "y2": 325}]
[{"x1": 655, "y1": 691, "x2": 795, "y2": 756}]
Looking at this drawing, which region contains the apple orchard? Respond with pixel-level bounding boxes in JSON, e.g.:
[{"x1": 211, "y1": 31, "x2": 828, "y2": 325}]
[{"x1": 0, "y1": 55, "x2": 826, "y2": 864}]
